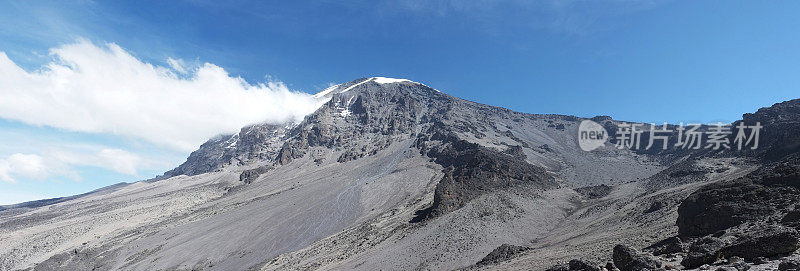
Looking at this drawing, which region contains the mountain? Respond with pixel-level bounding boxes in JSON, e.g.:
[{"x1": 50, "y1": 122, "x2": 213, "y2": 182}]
[{"x1": 1, "y1": 77, "x2": 798, "y2": 271}]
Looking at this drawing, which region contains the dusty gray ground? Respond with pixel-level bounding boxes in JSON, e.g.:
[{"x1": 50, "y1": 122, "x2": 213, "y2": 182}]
[{"x1": 1, "y1": 138, "x2": 442, "y2": 271}]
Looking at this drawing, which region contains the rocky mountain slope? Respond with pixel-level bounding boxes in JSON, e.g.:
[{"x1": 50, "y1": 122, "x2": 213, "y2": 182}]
[{"x1": 0, "y1": 77, "x2": 798, "y2": 271}]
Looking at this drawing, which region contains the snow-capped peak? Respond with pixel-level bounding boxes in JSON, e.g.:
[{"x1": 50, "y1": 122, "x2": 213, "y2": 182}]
[{"x1": 312, "y1": 77, "x2": 425, "y2": 99}]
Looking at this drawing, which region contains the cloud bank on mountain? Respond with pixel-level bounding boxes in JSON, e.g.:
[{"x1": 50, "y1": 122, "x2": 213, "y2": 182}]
[{"x1": 0, "y1": 40, "x2": 325, "y2": 151}]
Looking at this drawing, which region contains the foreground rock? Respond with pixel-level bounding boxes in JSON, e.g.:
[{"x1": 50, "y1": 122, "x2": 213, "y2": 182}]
[
  {"x1": 681, "y1": 236, "x2": 726, "y2": 268},
  {"x1": 719, "y1": 225, "x2": 799, "y2": 260},
  {"x1": 677, "y1": 155, "x2": 800, "y2": 237},
  {"x1": 681, "y1": 219, "x2": 800, "y2": 268},
  {"x1": 677, "y1": 155, "x2": 800, "y2": 268},
  {"x1": 647, "y1": 237, "x2": 685, "y2": 256},
  {"x1": 613, "y1": 244, "x2": 662, "y2": 271}
]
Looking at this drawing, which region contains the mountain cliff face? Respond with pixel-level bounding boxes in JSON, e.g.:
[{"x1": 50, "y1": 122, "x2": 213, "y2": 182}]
[
  {"x1": 1, "y1": 77, "x2": 799, "y2": 271},
  {"x1": 161, "y1": 122, "x2": 293, "y2": 178},
  {"x1": 741, "y1": 99, "x2": 800, "y2": 160}
]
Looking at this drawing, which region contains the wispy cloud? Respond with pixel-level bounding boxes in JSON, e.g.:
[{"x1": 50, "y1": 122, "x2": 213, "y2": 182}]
[
  {"x1": 0, "y1": 40, "x2": 327, "y2": 151},
  {"x1": 0, "y1": 147, "x2": 146, "y2": 183},
  {"x1": 0, "y1": 154, "x2": 48, "y2": 183}
]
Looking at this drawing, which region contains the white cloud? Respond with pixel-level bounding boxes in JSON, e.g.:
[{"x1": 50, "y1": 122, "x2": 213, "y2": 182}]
[
  {"x1": 98, "y1": 149, "x2": 142, "y2": 176},
  {"x1": 0, "y1": 153, "x2": 47, "y2": 183},
  {"x1": 0, "y1": 40, "x2": 327, "y2": 151},
  {"x1": 52, "y1": 148, "x2": 144, "y2": 177},
  {"x1": 0, "y1": 148, "x2": 145, "y2": 183}
]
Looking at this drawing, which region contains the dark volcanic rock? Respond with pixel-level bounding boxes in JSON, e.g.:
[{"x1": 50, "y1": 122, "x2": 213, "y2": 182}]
[
  {"x1": 642, "y1": 159, "x2": 712, "y2": 191},
  {"x1": 575, "y1": 184, "x2": 613, "y2": 200},
  {"x1": 676, "y1": 180, "x2": 772, "y2": 237},
  {"x1": 612, "y1": 244, "x2": 662, "y2": 271},
  {"x1": 411, "y1": 128, "x2": 558, "y2": 221},
  {"x1": 644, "y1": 201, "x2": 668, "y2": 214},
  {"x1": 718, "y1": 225, "x2": 800, "y2": 260},
  {"x1": 681, "y1": 236, "x2": 726, "y2": 268},
  {"x1": 647, "y1": 236, "x2": 685, "y2": 256},
  {"x1": 723, "y1": 256, "x2": 750, "y2": 271},
  {"x1": 476, "y1": 244, "x2": 530, "y2": 266},
  {"x1": 164, "y1": 123, "x2": 291, "y2": 178},
  {"x1": 239, "y1": 165, "x2": 272, "y2": 184},
  {"x1": 543, "y1": 260, "x2": 602, "y2": 271},
  {"x1": 783, "y1": 208, "x2": 800, "y2": 228},
  {"x1": 682, "y1": 225, "x2": 800, "y2": 268},
  {"x1": 677, "y1": 155, "x2": 800, "y2": 237},
  {"x1": 739, "y1": 98, "x2": 800, "y2": 160},
  {"x1": 568, "y1": 259, "x2": 601, "y2": 271},
  {"x1": 677, "y1": 155, "x2": 800, "y2": 267},
  {"x1": 779, "y1": 259, "x2": 800, "y2": 271},
  {"x1": 591, "y1": 115, "x2": 613, "y2": 122}
]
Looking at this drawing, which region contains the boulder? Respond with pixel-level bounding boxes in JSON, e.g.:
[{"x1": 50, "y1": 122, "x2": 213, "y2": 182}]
[
  {"x1": 681, "y1": 236, "x2": 726, "y2": 268},
  {"x1": 782, "y1": 209, "x2": 800, "y2": 228},
  {"x1": 676, "y1": 181, "x2": 782, "y2": 237},
  {"x1": 568, "y1": 259, "x2": 601, "y2": 271},
  {"x1": 723, "y1": 256, "x2": 750, "y2": 271},
  {"x1": 476, "y1": 244, "x2": 530, "y2": 266},
  {"x1": 238, "y1": 165, "x2": 272, "y2": 184},
  {"x1": 647, "y1": 237, "x2": 685, "y2": 256},
  {"x1": 682, "y1": 225, "x2": 800, "y2": 268},
  {"x1": 612, "y1": 244, "x2": 662, "y2": 271},
  {"x1": 718, "y1": 225, "x2": 800, "y2": 260}
]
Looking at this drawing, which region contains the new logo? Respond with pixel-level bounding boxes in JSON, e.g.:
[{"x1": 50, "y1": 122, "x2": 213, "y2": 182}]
[{"x1": 578, "y1": 120, "x2": 608, "y2": 151}]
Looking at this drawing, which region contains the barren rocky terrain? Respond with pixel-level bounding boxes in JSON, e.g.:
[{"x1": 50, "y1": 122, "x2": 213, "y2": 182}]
[{"x1": 1, "y1": 77, "x2": 799, "y2": 271}]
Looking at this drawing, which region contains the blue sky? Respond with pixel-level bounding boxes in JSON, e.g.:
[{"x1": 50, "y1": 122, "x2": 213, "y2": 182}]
[{"x1": 1, "y1": 0, "x2": 799, "y2": 204}]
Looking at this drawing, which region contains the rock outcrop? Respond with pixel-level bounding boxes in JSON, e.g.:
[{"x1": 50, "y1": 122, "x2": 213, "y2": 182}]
[
  {"x1": 476, "y1": 244, "x2": 530, "y2": 266},
  {"x1": 411, "y1": 128, "x2": 558, "y2": 221},
  {"x1": 677, "y1": 154, "x2": 800, "y2": 267},
  {"x1": 163, "y1": 123, "x2": 292, "y2": 178},
  {"x1": 612, "y1": 244, "x2": 663, "y2": 271}
]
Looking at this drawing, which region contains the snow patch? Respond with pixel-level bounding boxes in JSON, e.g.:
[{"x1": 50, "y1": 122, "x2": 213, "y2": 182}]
[
  {"x1": 339, "y1": 78, "x2": 373, "y2": 94},
  {"x1": 224, "y1": 133, "x2": 239, "y2": 149},
  {"x1": 313, "y1": 84, "x2": 342, "y2": 99},
  {"x1": 372, "y1": 77, "x2": 412, "y2": 84},
  {"x1": 313, "y1": 77, "x2": 428, "y2": 101}
]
